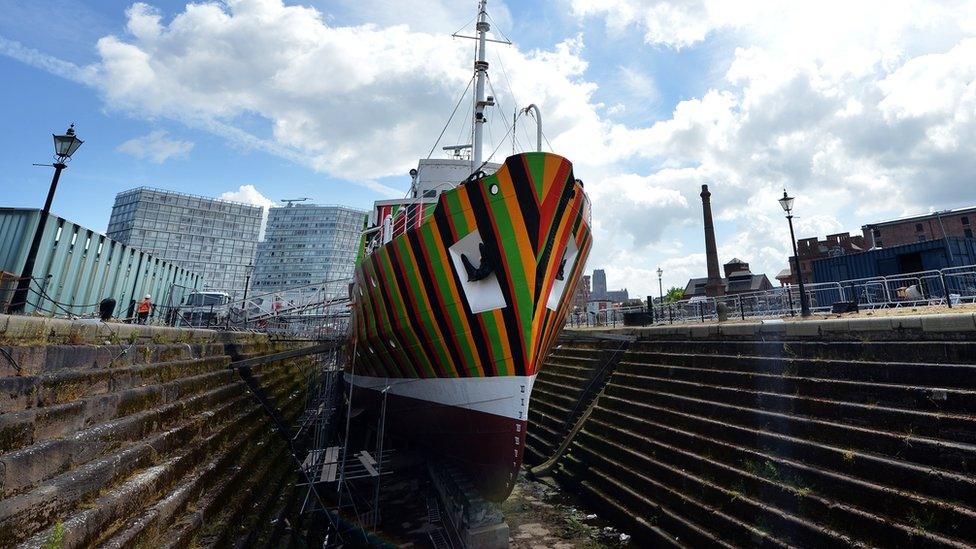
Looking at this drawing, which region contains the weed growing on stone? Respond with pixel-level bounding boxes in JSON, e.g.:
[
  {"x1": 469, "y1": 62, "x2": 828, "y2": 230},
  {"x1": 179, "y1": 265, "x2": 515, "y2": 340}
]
[{"x1": 40, "y1": 522, "x2": 65, "y2": 549}]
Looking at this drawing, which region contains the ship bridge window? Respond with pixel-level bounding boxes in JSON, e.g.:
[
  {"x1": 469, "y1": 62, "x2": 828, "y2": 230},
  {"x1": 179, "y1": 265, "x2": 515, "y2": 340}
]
[
  {"x1": 546, "y1": 237, "x2": 580, "y2": 311},
  {"x1": 448, "y1": 229, "x2": 506, "y2": 314}
]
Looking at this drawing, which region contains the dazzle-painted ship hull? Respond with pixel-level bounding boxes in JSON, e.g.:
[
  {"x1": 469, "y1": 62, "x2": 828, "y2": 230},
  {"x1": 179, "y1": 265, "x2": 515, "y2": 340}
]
[{"x1": 346, "y1": 152, "x2": 591, "y2": 500}]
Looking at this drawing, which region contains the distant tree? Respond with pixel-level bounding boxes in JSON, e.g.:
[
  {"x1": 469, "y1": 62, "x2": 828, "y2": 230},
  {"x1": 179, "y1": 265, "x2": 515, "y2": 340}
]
[{"x1": 665, "y1": 286, "x2": 684, "y2": 303}]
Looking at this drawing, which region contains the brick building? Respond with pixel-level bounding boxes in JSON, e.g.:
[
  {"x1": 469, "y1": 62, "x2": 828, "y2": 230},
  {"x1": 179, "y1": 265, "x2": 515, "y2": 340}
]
[
  {"x1": 571, "y1": 274, "x2": 591, "y2": 311},
  {"x1": 684, "y1": 258, "x2": 773, "y2": 298},
  {"x1": 781, "y1": 232, "x2": 866, "y2": 285},
  {"x1": 862, "y1": 207, "x2": 976, "y2": 250}
]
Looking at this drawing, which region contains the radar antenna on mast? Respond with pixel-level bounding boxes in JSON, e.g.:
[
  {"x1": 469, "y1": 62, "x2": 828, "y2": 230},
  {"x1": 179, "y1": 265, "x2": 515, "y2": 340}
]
[{"x1": 281, "y1": 198, "x2": 310, "y2": 207}]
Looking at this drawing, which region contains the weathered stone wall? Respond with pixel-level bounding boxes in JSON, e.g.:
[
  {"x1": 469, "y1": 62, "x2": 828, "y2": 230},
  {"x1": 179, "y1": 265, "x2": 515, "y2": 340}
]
[
  {"x1": 0, "y1": 315, "x2": 316, "y2": 548},
  {"x1": 536, "y1": 314, "x2": 976, "y2": 547}
]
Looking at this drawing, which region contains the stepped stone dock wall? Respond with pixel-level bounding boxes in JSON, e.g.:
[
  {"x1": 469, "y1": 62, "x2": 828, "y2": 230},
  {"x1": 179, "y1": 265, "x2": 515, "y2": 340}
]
[
  {"x1": 0, "y1": 315, "x2": 318, "y2": 548},
  {"x1": 528, "y1": 314, "x2": 976, "y2": 547}
]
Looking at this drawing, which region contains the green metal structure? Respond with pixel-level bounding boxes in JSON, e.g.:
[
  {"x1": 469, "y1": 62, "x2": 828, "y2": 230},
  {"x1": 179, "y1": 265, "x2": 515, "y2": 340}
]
[{"x1": 0, "y1": 208, "x2": 201, "y2": 317}]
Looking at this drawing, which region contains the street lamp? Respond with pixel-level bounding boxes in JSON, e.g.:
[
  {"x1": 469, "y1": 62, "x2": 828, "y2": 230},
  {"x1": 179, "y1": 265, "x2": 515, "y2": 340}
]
[
  {"x1": 779, "y1": 189, "x2": 811, "y2": 317},
  {"x1": 242, "y1": 262, "x2": 253, "y2": 311},
  {"x1": 657, "y1": 267, "x2": 664, "y2": 304},
  {"x1": 8, "y1": 125, "x2": 84, "y2": 314}
]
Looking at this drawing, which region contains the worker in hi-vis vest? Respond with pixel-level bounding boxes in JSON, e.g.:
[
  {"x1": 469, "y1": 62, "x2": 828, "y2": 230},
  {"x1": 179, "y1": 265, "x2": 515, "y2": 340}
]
[{"x1": 137, "y1": 294, "x2": 152, "y2": 324}]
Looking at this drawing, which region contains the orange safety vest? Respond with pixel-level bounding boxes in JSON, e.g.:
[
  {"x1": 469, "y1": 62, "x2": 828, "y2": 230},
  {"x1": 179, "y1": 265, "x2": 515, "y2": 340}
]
[{"x1": 138, "y1": 299, "x2": 151, "y2": 313}]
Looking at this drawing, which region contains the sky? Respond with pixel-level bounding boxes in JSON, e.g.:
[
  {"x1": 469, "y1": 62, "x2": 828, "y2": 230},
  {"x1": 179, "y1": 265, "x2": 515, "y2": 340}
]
[{"x1": 2, "y1": 0, "x2": 976, "y2": 298}]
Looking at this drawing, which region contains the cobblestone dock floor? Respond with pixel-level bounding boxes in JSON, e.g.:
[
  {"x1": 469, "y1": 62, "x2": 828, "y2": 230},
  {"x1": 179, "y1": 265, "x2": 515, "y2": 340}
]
[{"x1": 502, "y1": 473, "x2": 632, "y2": 548}]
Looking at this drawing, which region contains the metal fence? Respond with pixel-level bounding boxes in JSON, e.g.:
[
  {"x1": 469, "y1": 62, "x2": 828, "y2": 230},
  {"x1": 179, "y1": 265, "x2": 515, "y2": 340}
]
[{"x1": 573, "y1": 264, "x2": 976, "y2": 327}]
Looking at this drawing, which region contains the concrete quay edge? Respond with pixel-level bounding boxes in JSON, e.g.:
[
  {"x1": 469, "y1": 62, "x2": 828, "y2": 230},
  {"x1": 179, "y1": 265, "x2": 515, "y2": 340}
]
[
  {"x1": 0, "y1": 314, "x2": 267, "y2": 347},
  {"x1": 571, "y1": 311, "x2": 976, "y2": 340}
]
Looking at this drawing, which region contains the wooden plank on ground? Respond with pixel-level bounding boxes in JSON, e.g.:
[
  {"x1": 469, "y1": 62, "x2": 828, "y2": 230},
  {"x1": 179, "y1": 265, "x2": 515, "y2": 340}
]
[{"x1": 320, "y1": 446, "x2": 340, "y2": 482}]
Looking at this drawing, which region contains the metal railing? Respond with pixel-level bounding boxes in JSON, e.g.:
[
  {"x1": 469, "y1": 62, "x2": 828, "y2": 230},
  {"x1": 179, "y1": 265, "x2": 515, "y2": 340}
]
[{"x1": 572, "y1": 264, "x2": 976, "y2": 327}]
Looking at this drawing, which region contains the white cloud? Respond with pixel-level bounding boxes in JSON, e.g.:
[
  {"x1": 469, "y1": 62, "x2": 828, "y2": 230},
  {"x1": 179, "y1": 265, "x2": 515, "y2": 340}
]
[
  {"x1": 220, "y1": 184, "x2": 276, "y2": 239},
  {"x1": 6, "y1": 1, "x2": 976, "y2": 298},
  {"x1": 567, "y1": 0, "x2": 976, "y2": 296},
  {"x1": 117, "y1": 130, "x2": 194, "y2": 163}
]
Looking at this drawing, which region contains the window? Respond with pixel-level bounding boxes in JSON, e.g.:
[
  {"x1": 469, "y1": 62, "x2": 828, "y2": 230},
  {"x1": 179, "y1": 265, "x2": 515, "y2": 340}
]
[
  {"x1": 915, "y1": 223, "x2": 923, "y2": 232},
  {"x1": 963, "y1": 216, "x2": 970, "y2": 226},
  {"x1": 966, "y1": 228, "x2": 973, "y2": 238},
  {"x1": 917, "y1": 235, "x2": 927, "y2": 242},
  {"x1": 872, "y1": 228, "x2": 881, "y2": 238},
  {"x1": 875, "y1": 240, "x2": 883, "y2": 248}
]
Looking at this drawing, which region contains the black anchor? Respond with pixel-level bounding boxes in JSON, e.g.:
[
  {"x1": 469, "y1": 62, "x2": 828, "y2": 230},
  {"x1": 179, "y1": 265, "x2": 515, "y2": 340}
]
[{"x1": 461, "y1": 242, "x2": 494, "y2": 282}]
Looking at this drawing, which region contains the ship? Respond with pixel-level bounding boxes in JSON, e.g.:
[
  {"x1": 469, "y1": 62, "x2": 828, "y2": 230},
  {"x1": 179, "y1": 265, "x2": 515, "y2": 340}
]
[{"x1": 345, "y1": 0, "x2": 592, "y2": 501}]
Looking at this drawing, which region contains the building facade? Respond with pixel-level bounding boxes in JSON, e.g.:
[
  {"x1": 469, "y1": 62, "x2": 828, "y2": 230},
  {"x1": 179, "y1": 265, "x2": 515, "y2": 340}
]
[
  {"x1": 812, "y1": 237, "x2": 976, "y2": 283},
  {"x1": 684, "y1": 258, "x2": 773, "y2": 298},
  {"x1": 591, "y1": 269, "x2": 607, "y2": 299},
  {"x1": 782, "y1": 232, "x2": 867, "y2": 285},
  {"x1": 106, "y1": 187, "x2": 262, "y2": 299},
  {"x1": 862, "y1": 207, "x2": 976, "y2": 250},
  {"x1": 251, "y1": 204, "x2": 366, "y2": 293},
  {"x1": 571, "y1": 274, "x2": 591, "y2": 311},
  {"x1": 0, "y1": 208, "x2": 201, "y2": 316}
]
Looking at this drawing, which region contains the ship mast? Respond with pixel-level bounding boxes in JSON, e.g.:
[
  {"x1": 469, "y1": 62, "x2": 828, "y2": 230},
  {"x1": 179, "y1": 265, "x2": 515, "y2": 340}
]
[{"x1": 472, "y1": 0, "x2": 490, "y2": 169}]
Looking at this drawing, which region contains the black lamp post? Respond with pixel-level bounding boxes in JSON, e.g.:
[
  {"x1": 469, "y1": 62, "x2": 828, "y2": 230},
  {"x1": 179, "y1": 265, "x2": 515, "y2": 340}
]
[
  {"x1": 657, "y1": 267, "x2": 664, "y2": 303},
  {"x1": 242, "y1": 262, "x2": 253, "y2": 311},
  {"x1": 779, "y1": 189, "x2": 811, "y2": 317},
  {"x1": 240, "y1": 262, "x2": 256, "y2": 326},
  {"x1": 8, "y1": 125, "x2": 83, "y2": 314}
]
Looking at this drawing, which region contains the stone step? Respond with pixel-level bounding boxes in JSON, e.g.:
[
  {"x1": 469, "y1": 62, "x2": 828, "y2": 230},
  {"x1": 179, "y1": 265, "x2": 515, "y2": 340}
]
[
  {"x1": 0, "y1": 362, "x2": 303, "y2": 546},
  {"x1": 611, "y1": 371, "x2": 976, "y2": 444},
  {"x1": 579, "y1": 418, "x2": 972, "y2": 547},
  {"x1": 539, "y1": 368, "x2": 590, "y2": 387},
  {"x1": 629, "y1": 339, "x2": 976, "y2": 365},
  {"x1": 527, "y1": 394, "x2": 570, "y2": 420},
  {"x1": 100, "y1": 378, "x2": 302, "y2": 549},
  {"x1": 601, "y1": 383, "x2": 976, "y2": 478},
  {"x1": 540, "y1": 359, "x2": 595, "y2": 379},
  {"x1": 577, "y1": 479, "x2": 686, "y2": 548},
  {"x1": 591, "y1": 397, "x2": 976, "y2": 521},
  {"x1": 614, "y1": 360, "x2": 976, "y2": 415},
  {"x1": 559, "y1": 454, "x2": 721, "y2": 548},
  {"x1": 565, "y1": 443, "x2": 794, "y2": 547},
  {"x1": 543, "y1": 354, "x2": 601, "y2": 370},
  {"x1": 532, "y1": 379, "x2": 582, "y2": 406},
  {"x1": 0, "y1": 368, "x2": 238, "y2": 455},
  {"x1": 572, "y1": 430, "x2": 863, "y2": 548},
  {"x1": 0, "y1": 357, "x2": 294, "y2": 496},
  {"x1": 0, "y1": 343, "x2": 228, "y2": 379},
  {"x1": 620, "y1": 350, "x2": 976, "y2": 390},
  {"x1": 589, "y1": 403, "x2": 976, "y2": 539},
  {"x1": 0, "y1": 356, "x2": 231, "y2": 414}
]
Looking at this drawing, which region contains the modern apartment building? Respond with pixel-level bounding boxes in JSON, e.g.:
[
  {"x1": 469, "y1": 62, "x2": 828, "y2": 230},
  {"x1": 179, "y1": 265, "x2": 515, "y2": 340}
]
[
  {"x1": 106, "y1": 187, "x2": 262, "y2": 299},
  {"x1": 252, "y1": 204, "x2": 366, "y2": 293}
]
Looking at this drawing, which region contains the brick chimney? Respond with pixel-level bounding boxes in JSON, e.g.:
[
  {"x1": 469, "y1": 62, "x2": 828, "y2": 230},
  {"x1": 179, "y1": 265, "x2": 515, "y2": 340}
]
[{"x1": 700, "y1": 184, "x2": 725, "y2": 297}]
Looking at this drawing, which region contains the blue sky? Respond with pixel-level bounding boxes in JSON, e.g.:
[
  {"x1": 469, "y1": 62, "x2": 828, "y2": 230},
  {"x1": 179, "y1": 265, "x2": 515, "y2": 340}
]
[{"x1": 3, "y1": 0, "x2": 976, "y2": 296}]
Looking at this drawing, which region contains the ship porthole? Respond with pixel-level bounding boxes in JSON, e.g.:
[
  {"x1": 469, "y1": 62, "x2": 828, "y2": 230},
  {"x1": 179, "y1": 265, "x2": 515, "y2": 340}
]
[{"x1": 489, "y1": 183, "x2": 499, "y2": 195}]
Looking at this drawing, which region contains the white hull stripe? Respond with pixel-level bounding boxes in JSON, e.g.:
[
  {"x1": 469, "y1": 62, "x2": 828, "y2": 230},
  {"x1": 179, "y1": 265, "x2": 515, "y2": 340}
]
[{"x1": 345, "y1": 373, "x2": 537, "y2": 421}]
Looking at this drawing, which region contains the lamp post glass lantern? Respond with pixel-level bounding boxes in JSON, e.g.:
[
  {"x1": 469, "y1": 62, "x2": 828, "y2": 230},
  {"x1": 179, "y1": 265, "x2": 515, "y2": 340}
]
[
  {"x1": 779, "y1": 189, "x2": 811, "y2": 317},
  {"x1": 7, "y1": 125, "x2": 83, "y2": 314},
  {"x1": 53, "y1": 125, "x2": 84, "y2": 161}
]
